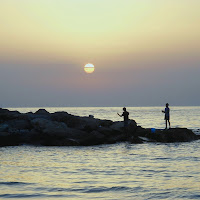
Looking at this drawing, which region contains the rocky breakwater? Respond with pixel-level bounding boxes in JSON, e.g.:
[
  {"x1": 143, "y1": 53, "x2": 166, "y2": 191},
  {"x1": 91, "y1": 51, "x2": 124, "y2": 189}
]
[{"x1": 0, "y1": 108, "x2": 199, "y2": 147}]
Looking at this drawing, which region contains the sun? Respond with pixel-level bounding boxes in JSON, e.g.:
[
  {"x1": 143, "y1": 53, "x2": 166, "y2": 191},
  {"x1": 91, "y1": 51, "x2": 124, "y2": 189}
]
[{"x1": 84, "y1": 63, "x2": 95, "y2": 74}]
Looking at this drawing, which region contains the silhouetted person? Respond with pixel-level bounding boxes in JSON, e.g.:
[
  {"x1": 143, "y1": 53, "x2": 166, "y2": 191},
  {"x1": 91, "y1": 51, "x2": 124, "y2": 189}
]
[
  {"x1": 117, "y1": 107, "x2": 129, "y2": 128},
  {"x1": 162, "y1": 103, "x2": 171, "y2": 129}
]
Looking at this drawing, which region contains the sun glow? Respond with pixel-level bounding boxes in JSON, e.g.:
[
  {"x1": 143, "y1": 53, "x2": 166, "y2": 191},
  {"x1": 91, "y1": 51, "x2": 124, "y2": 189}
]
[{"x1": 84, "y1": 63, "x2": 95, "y2": 74}]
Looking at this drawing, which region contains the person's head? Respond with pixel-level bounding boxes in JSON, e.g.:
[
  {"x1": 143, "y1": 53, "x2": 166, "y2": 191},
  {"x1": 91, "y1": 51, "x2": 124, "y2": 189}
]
[
  {"x1": 166, "y1": 103, "x2": 169, "y2": 107},
  {"x1": 123, "y1": 107, "x2": 126, "y2": 111}
]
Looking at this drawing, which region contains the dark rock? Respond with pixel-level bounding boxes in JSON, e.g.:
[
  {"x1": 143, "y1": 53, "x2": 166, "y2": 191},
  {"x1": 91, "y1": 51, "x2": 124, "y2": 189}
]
[
  {"x1": 79, "y1": 131, "x2": 106, "y2": 146},
  {"x1": 129, "y1": 136, "x2": 144, "y2": 144},
  {"x1": 51, "y1": 111, "x2": 71, "y2": 123},
  {"x1": 126, "y1": 120, "x2": 137, "y2": 136},
  {"x1": 35, "y1": 109, "x2": 50, "y2": 115},
  {"x1": 0, "y1": 109, "x2": 21, "y2": 122},
  {"x1": 0, "y1": 124, "x2": 9, "y2": 132},
  {"x1": 110, "y1": 121, "x2": 124, "y2": 132},
  {"x1": 135, "y1": 126, "x2": 150, "y2": 137},
  {"x1": 97, "y1": 126, "x2": 114, "y2": 136},
  {"x1": 144, "y1": 128, "x2": 198, "y2": 143},
  {"x1": 0, "y1": 132, "x2": 22, "y2": 146},
  {"x1": 0, "y1": 109, "x2": 199, "y2": 147},
  {"x1": 6, "y1": 119, "x2": 31, "y2": 130},
  {"x1": 31, "y1": 118, "x2": 69, "y2": 135},
  {"x1": 99, "y1": 120, "x2": 113, "y2": 127},
  {"x1": 106, "y1": 133, "x2": 126, "y2": 144},
  {"x1": 30, "y1": 118, "x2": 103, "y2": 146}
]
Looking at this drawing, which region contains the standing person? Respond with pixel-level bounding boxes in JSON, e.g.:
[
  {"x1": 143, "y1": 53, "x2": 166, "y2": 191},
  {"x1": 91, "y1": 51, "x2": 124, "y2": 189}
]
[
  {"x1": 162, "y1": 103, "x2": 171, "y2": 129},
  {"x1": 117, "y1": 107, "x2": 129, "y2": 127}
]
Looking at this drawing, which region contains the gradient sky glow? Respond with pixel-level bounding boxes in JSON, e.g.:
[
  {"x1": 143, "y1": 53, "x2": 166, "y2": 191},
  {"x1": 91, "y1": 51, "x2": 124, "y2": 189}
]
[{"x1": 0, "y1": 0, "x2": 200, "y2": 107}]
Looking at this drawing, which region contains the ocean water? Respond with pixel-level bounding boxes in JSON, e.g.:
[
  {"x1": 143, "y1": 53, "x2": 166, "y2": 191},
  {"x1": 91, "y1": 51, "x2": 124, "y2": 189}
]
[{"x1": 1, "y1": 107, "x2": 200, "y2": 199}]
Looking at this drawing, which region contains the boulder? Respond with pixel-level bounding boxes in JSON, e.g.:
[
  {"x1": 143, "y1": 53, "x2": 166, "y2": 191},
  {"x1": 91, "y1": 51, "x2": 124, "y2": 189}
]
[
  {"x1": 31, "y1": 118, "x2": 68, "y2": 135},
  {"x1": 110, "y1": 121, "x2": 124, "y2": 131},
  {"x1": 0, "y1": 124, "x2": 9, "y2": 132},
  {"x1": 30, "y1": 118, "x2": 104, "y2": 146},
  {"x1": 80, "y1": 117, "x2": 101, "y2": 132},
  {"x1": 6, "y1": 119, "x2": 31, "y2": 130},
  {"x1": 25, "y1": 109, "x2": 51, "y2": 121},
  {"x1": 144, "y1": 128, "x2": 198, "y2": 143},
  {"x1": 97, "y1": 127, "x2": 115, "y2": 136},
  {"x1": 51, "y1": 111, "x2": 71, "y2": 123},
  {"x1": 0, "y1": 109, "x2": 21, "y2": 122},
  {"x1": 0, "y1": 132, "x2": 22, "y2": 146},
  {"x1": 126, "y1": 120, "x2": 137, "y2": 136},
  {"x1": 129, "y1": 136, "x2": 144, "y2": 144},
  {"x1": 79, "y1": 130, "x2": 106, "y2": 146},
  {"x1": 35, "y1": 109, "x2": 50, "y2": 115}
]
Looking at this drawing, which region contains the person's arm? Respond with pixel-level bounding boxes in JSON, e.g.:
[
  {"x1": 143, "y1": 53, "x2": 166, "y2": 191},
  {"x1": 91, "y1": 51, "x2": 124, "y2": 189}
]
[
  {"x1": 162, "y1": 108, "x2": 166, "y2": 113},
  {"x1": 117, "y1": 113, "x2": 122, "y2": 117}
]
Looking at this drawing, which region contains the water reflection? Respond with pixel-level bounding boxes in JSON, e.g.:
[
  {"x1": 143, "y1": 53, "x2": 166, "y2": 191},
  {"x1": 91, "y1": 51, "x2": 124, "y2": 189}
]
[{"x1": 1, "y1": 142, "x2": 200, "y2": 199}]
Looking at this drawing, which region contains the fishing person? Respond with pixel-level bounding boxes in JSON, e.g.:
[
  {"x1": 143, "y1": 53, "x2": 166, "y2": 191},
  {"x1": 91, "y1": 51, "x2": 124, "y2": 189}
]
[
  {"x1": 117, "y1": 107, "x2": 129, "y2": 128},
  {"x1": 162, "y1": 103, "x2": 171, "y2": 129}
]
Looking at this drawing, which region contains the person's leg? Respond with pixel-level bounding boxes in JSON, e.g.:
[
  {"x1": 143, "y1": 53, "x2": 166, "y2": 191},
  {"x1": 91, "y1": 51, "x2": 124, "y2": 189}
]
[
  {"x1": 165, "y1": 120, "x2": 167, "y2": 129},
  {"x1": 168, "y1": 120, "x2": 171, "y2": 128}
]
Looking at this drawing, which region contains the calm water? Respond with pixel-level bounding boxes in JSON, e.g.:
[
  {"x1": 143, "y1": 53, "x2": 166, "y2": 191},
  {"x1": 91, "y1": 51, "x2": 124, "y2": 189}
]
[{"x1": 1, "y1": 107, "x2": 200, "y2": 199}]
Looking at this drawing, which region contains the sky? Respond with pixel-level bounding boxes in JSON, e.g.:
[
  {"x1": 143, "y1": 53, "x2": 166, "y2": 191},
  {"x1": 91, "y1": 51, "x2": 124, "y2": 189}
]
[{"x1": 0, "y1": 0, "x2": 200, "y2": 107}]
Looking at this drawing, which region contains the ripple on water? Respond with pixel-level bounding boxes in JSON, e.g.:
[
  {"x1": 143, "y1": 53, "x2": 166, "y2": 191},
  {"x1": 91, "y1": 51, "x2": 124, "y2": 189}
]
[
  {"x1": 1, "y1": 141, "x2": 200, "y2": 200},
  {"x1": 0, "y1": 181, "x2": 32, "y2": 186}
]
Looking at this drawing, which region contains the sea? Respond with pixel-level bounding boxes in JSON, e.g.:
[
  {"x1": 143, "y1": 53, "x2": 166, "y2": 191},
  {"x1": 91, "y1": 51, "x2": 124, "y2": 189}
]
[{"x1": 0, "y1": 107, "x2": 200, "y2": 200}]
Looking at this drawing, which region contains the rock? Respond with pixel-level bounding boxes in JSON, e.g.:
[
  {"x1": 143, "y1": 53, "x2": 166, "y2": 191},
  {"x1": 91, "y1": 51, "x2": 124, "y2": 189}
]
[
  {"x1": 6, "y1": 119, "x2": 31, "y2": 130},
  {"x1": 99, "y1": 120, "x2": 113, "y2": 127},
  {"x1": 129, "y1": 136, "x2": 144, "y2": 144},
  {"x1": 31, "y1": 118, "x2": 68, "y2": 134},
  {"x1": 0, "y1": 109, "x2": 21, "y2": 122},
  {"x1": 79, "y1": 131, "x2": 106, "y2": 146},
  {"x1": 25, "y1": 109, "x2": 51, "y2": 121},
  {"x1": 97, "y1": 127, "x2": 114, "y2": 136},
  {"x1": 144, "y1": 128, "x2": 198, "y2": 143},
  {"x1": 30, "y1": 118, "x2": 102, "y2": 146},
  {"x1": 110, "y1": 121, "x2": 124, "y2": 131},
  {"x1": 0, "y1": 124, "x2": 9, "y2": 132},
  {"x1": 135, "y1": 126, "x2": 151, "y2": 137},
  {"x1": 0, "y1": 109, "x2": 199, "y2": 147},
  {"x1": 81, "y1": 117, "x2": 101, "y2": 132},
  {"x1": 0, "y1": 132, "x2": 22, "y2": 146},
  {"x1": 35, "y1": 109, "x2": 50, "y2": 115},
  {"x1": 106, "y1": 133, "x2": 127, "y2": 144},
  {"x1": 126, "y1": 120, "x2": 137, "y2": 136},
  {"x1": 51, "y1": 111, "x2": 71, "y2": 123},
  {"x1": 66, "y1": 116, "x2": 84, "y2": 129}
]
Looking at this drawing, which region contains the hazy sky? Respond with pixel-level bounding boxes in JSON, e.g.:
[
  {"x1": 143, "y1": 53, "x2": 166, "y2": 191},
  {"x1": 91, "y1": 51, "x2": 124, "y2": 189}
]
[{"x1": 0, "y1": 0, "x2": 200, "y2": 107}]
